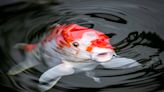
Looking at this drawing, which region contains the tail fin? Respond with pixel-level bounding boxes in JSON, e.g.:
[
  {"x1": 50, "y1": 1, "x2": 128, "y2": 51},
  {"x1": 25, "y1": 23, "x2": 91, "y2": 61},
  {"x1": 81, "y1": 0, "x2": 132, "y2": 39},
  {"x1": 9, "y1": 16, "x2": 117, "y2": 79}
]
[
  {"x1": 8, "y1": 59, "x2": 39, "y2": 75},
  {"x1": 8, "y1": 43, "x2": 38, "y2": 75}
]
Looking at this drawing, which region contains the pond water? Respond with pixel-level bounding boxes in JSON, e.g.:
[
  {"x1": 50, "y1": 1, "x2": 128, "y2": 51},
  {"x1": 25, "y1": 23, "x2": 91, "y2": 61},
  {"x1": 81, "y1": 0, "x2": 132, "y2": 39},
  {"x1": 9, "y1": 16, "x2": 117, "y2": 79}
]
[{"x1": 0, "y1": 0, "x2": 164, "y2": 92}]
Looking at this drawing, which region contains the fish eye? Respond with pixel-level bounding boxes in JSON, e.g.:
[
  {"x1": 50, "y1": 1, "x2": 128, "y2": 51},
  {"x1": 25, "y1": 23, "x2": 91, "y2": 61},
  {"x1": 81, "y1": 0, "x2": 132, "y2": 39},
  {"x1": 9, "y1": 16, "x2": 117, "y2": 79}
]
[{"x1": 72, "y1": 42, "x2": 79, "y2": 47}]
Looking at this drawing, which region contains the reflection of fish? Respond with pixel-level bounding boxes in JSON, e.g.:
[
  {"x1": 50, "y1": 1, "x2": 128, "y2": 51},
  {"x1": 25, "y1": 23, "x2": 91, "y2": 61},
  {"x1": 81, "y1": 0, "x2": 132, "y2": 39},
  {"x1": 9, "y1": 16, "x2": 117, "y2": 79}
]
[{"x1": 8, "y1": 24, "x2": 141, "y2": 91}]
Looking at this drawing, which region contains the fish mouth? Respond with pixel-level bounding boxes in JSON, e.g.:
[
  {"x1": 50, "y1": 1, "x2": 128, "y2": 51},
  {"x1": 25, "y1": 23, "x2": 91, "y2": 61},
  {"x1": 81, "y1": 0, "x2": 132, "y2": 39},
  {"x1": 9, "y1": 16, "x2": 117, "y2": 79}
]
[
  {"x1": 97, "y1": 52, "x2": 109, "y2": 57},
  {"x1": 92, "y1": 52, "x2": 114, "y2": 62}
]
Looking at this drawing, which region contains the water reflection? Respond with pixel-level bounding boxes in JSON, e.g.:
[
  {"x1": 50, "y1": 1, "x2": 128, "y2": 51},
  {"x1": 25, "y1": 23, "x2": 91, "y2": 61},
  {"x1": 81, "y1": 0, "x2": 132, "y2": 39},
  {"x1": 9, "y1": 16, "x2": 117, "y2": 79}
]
[
  {"x1": 114, "y1": 31, "x2": 163, "y2": 68},
  {"x1": 86, "y1": 13, "x2": 127, "y2": 24}
]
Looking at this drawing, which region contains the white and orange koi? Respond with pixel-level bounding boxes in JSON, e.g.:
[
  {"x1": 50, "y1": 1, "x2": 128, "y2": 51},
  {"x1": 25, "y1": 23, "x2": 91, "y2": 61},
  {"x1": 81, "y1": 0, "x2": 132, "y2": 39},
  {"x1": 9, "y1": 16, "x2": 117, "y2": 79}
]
[{"x1": 8, "y1": 24, "x2": 141, "y2": 91}]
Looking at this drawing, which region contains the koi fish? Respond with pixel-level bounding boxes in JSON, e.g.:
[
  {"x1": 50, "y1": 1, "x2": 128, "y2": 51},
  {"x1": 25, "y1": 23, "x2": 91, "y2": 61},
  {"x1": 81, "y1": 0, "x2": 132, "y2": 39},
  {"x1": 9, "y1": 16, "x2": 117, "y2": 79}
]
[{"x1": 8, "y1": 24, "x2": 141, "y2": 91}]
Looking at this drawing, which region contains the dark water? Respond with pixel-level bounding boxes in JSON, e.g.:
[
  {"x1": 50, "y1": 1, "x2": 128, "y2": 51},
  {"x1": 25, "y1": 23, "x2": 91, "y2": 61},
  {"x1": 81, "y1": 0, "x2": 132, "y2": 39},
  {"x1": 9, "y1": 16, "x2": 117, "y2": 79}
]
[{"x1": 0, "y1": 0, "x2": 164, "y2": 92}]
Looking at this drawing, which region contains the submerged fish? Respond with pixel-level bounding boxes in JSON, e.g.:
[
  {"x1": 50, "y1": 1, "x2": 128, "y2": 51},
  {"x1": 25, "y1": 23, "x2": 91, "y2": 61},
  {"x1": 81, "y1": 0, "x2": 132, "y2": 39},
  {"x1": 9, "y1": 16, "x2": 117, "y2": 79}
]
[{"x1": 8, "y1": 24, "x2": 141, "y2": 91}]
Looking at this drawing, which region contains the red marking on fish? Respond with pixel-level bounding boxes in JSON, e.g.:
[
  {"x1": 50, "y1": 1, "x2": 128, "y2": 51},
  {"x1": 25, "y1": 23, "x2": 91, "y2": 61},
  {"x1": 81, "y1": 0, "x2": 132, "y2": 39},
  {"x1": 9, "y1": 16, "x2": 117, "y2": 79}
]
[
  {"x1": 23, "y1": 44, "x2": 37, "y2": 52},
  {"x1": 22, "y1": 23, "x2": 114, "y2": 52},
  {"x1": 46, "y1": 24, "x2": 114, "y2": 51}
]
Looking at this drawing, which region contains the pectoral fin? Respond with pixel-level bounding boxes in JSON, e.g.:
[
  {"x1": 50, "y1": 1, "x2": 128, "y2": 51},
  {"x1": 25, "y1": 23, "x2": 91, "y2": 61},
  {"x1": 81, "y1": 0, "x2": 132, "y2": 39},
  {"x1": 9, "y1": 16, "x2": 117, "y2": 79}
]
[
  {"x1": 39, "y1": 62, "x2": 75, "y2": 91},
  {"x1": 101, "y1": 57, "x2": 142, "y2": 69},
  {"x1": 39, "y1": 77, "x2": 61, "y2": 92}
]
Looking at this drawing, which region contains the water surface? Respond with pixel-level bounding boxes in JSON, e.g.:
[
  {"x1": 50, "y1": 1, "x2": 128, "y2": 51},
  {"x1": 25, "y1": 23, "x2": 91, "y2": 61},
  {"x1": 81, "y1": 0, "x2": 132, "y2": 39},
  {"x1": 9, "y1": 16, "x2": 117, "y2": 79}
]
[{"x1": 0, "y1": 0, "x2": 164, "y2": 92}]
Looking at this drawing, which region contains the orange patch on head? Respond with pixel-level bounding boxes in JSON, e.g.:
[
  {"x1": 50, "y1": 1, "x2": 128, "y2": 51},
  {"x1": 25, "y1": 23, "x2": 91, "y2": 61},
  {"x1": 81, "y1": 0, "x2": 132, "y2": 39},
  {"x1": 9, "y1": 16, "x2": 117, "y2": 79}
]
[
  {"x1": 86, "y1": 46, "x2": 93, "y2": 52},
  {"x1": 54, "y1": 24, "x2": 91, "y2": 48},
  {"x1": 62, "y1": 30, "x2": 73, "y2": 43},
  {"x1": 91, "y1": 39, "x2": 109, "y2": 48},
  {"x1": 86, "y1": 32, "x2": 113, "y2": 51},
  {"x1": 54, "y1": 24, "x2": 75, "y2": 48},
  {"x1": 47, "y1": 23, "x2": 114, "y2": 50},
  {"x1": 55, "y1": 34, "x2": 71, "y2": 48}
]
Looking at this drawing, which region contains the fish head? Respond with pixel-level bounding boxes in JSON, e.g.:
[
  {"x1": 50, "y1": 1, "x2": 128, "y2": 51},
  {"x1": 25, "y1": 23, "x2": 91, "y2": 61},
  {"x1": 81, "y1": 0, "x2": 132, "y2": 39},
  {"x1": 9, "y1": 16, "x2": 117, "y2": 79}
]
[{"x1": 53, "y1": 24, "x2": 115, "y2": 62}]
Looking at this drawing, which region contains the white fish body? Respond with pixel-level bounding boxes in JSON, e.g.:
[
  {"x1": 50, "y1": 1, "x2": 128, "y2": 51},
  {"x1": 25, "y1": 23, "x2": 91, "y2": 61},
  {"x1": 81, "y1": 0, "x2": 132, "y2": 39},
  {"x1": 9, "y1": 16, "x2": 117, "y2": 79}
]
[{"x1": 8, "y1": 24, "x2": 141, "y2": 91}]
